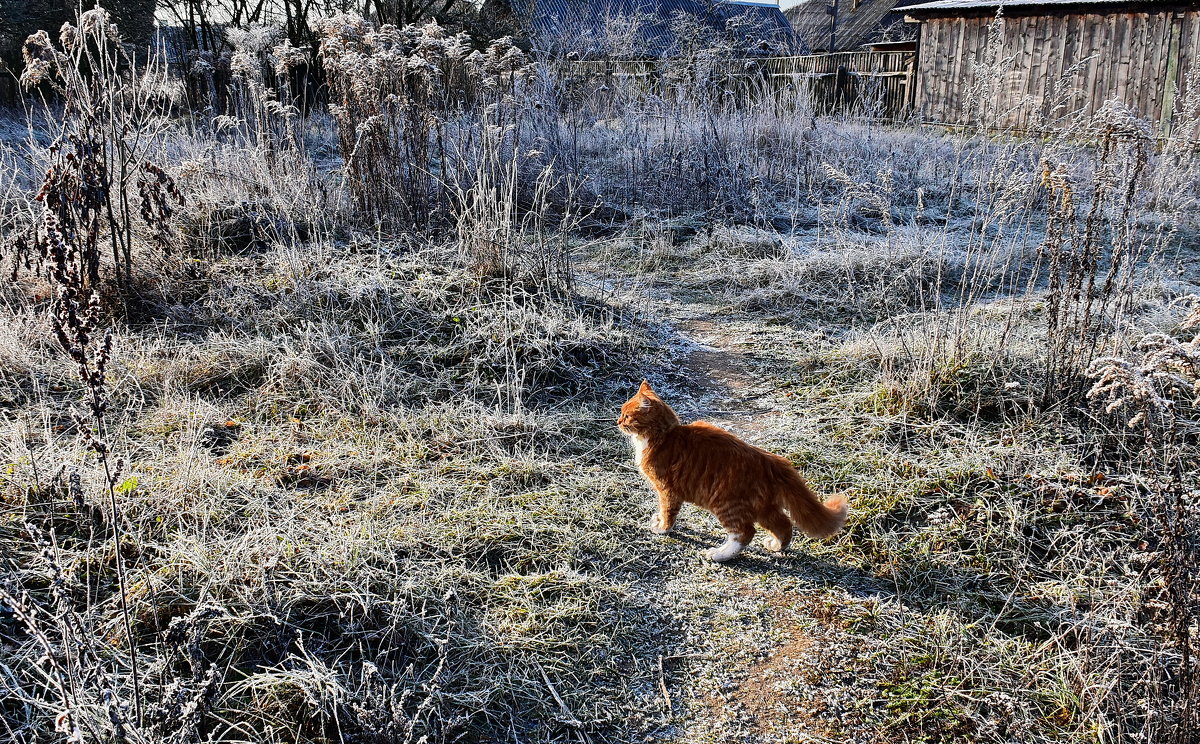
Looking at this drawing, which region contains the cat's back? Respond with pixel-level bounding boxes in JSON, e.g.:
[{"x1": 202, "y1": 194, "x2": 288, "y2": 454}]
[
  {"x1": 674, "y1": 420, "x2": 762, "y2": 456},
  {"x1": 674, "y1": 420, "x2": 794, "y2": 472}
]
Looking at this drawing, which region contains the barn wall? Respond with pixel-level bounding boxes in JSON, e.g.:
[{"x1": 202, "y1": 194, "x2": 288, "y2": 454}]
[{"x1": 913, "y1": 9, "x2": 1200, "y2": 132}]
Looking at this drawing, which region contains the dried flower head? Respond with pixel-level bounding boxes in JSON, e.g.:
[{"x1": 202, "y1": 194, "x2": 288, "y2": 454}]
[
  {"x1": 79, "y1": 7, "x2": 120, "y2": 43},
  {"x1": 272, "y1": 39, "x2": 308, "y2": 77},
  {"x1": 229, "y1": 52, "x2": 256, "y2": 81},
  {"x1": 59, "y1": 22, "x2": 80, "y2": 52},
  {"x1": 20, "y1": 30, "x2": 57, "y2": 89}
]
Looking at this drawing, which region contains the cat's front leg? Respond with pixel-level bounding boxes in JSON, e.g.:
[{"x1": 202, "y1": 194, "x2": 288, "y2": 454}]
[{"x1": 649, "y1": 493, "x2": 680, "y2": 534}]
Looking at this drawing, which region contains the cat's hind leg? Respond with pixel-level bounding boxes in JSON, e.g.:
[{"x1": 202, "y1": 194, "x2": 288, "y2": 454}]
[
  {"x1": 707, "y1": 512, "x2": 755, "y2": 563},
  {"x1": 760, "y1": 507, "x2": 793, "y2": 553}
]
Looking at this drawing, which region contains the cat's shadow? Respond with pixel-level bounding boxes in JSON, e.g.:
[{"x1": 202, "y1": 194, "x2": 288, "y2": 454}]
[
  {"x1": 657, "y1": 527, "x2": 889, "y2": 601},
  {"x1": 663, "y1": 528, "x2": 1095, "y2": 644}
]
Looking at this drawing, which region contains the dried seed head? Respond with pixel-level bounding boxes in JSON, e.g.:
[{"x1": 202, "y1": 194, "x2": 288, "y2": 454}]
[
  {"x1": 272, "y1": 39, "x2": 307, "y2": 77},
  {"x1": 59, "y1": 22, "x2": 80, "y2": 52},
  {"x1": 79, "y1": 7, "x2": 120, "y2": 44},
  {"x1": 20, "y1": 30, "x2": 56, "y2": 88},
  {"x1": 230, "y1": 52, "x2": 256, "y2": 80}
]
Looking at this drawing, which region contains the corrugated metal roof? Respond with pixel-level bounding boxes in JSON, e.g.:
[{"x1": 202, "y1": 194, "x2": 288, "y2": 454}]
[
  {"x1": 786, "y1": 0, "x2": 909, "y2": 51},
  {"x1": 836, "y1": 0, "x2": 907, "y2": 49},
  {"x1": 517, "y1": 0, "x2": 797, "y2": 57},
  {"x1": 896, "y1": 0, "x2": 1183, "y2": 14}
]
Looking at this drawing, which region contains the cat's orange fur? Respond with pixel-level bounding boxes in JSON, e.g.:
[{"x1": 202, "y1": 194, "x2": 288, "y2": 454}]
[{"x1": 617, "y1": 381, "x2": 848, "y2": 562}]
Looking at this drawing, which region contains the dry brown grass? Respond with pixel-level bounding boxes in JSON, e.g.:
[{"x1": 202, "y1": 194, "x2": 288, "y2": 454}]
[{"x1": 2, "y1": 6, "x2": 1200, "y2": 744}]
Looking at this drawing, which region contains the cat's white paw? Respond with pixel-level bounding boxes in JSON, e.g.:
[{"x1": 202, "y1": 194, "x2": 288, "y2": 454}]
[
  {"x1": 648, "y1": 517, "x2": 670, "y2": 535},
  {"x1": 763, "y1": 536, "x2": 784, "y2": 553},
  {"x1": 706, "y1": 535, "x2": 744, "y2": 563}
]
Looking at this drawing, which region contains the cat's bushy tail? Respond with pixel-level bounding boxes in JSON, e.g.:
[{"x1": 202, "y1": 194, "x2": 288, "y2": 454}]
[{"x1": 780, "y1": 477, "x2": 848, "y2": 539}]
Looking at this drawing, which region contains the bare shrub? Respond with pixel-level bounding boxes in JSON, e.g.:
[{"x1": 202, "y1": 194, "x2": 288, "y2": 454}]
[
  {"x1": 319, "y1": 18, "x2": 525, "y2": 226},
  {"x1": 1084, "y1": 309, "x2": 1200, "y2": 742},
  {"x1": 13, "y1": 7, "x2": 183, "y2": 292}
]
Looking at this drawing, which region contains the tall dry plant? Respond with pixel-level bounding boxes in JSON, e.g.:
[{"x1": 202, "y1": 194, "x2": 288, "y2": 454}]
[
  {"x1": 221, "y1": 26, "x2": 307, "y2": 157},
  {"x1": 319, "y1": 17, "x2": 529, "y2": 226},
  {"x1": 1, "y1": 203, "x2": 146, "y2": 738},
  {"x1": 16, "y1": 6, "x2": 182, "y2": 293},
  {"x1": 1085, "y1": 306, "x2": 1200, "y2": 742},
  {"x1": 449, "y1": 116, "x2": 581, "y2": 293},
  {"x1": 1036, "y1": 103, "x2": 1158, "y2": 403}
]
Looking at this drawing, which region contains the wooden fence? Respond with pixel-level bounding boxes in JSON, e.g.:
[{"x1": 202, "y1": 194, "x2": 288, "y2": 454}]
[
  {"x1": 764, "y1": 51, "x2": 915, "y2": 119},
  {"x1": 554, "y1": 50, "x2": 917, "y2": 119},
  {"x1": 909, "y1": 10, "x2": 1200, "y2": 135}
]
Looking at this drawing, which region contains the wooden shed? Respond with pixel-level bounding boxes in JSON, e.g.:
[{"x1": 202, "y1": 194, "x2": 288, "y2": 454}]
[{"x1": 897, "y1": 0, "x2": 1200, "y2": 132}]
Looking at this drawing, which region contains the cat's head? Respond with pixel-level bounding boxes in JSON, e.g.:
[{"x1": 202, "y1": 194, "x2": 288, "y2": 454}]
[{"x1": 617, "y1": 380, "x2": 681, "y2": 436}]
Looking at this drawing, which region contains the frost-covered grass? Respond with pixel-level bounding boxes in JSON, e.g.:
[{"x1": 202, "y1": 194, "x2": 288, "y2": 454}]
[
  {"x1": 1, "y1": 238, "x2": 669, "y2": 743},
  {"x1": 3, "y1": 9, "x2": 1200, "y2": 744}
]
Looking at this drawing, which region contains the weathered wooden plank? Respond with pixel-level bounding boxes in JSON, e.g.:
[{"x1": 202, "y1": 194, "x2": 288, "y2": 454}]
[
  {"x1": 926, "y1": 19, "x2": 943, "y2": 122},
  {"x1": 1123, "y1": 13, "x2": 1145, "y2": 116},
  {"x1": 1143, "y1": 11, "x2": 1165, "y2": 120},
  {"x1": 1044, "y1": 14, "x2": 1065, "y2": 125},
  {"x1": 944, "y1": 17, "x2": 963, "y2": 122},
  {"x1": 1147, "y1": 12, "x2": 1171, "y2": 123},
  {"x1": 1002, "y1": 15, "x2": 1026, "y2": 129},
  {"x1": 1093, "y1": 12, "x2": 1118, "y2": 119},
  {"x1": 918, "y1": 20, "x2": 937, "y2": 120},
  {"x1": 1060, "y1": 14, "x2": 1086, "y2": 123},
  {"x1": 1093, "y1": 11, "x2": 1116, "y2": 112},
  {"x1": 1130, "y1": 13, "x2": 1155, "y2": 119},
  {"x1": 1080, "y1": 12, "x2": 1102, "y2": 122},
  {"x1": 1030, "y1": 15, "x2": 1053, "y2": 131},
  {"x1": 928, "y1": 18, "x2": 947, "y2": 122},
  {"x1": 1160, "y1": 13, "x2": 1184, "y2": 135},
  {"x1": 1108, "y1": 11, "x2": 1128, "y2": 110},
  {"x1": 954, "y1": 16, "x2": 969, "y2": 122},
  {"x1": 1182, "y1": 11, "x2": 1200, "y2": 111},
  {"x1": 1184, "y1": 12, "x2": 1200, "y2": 89},
  {"x1": 968, "y1": 16, "x2": 990, "y2": 123}
]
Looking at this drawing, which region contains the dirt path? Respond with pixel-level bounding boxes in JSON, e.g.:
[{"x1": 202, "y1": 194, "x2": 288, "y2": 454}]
[{"x1": 621, "y1": 285, "x2": 895, "y2": 744}]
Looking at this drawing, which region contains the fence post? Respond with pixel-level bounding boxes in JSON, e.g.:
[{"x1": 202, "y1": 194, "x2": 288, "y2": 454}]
[
  {"x1": 904, "y1": 51, "x2": 917, "y2": 118},
  {"x1": 834, "y1": 64, "x2": 851, "y2": 113}
]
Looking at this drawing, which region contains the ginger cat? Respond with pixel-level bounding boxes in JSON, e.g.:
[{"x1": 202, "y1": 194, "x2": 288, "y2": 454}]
[{"x1": 617, "y1": 381, "x2": 848, "y2": 562}]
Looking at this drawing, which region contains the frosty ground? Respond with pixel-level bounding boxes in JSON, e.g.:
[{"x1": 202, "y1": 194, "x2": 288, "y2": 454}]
[{"x1": 3, "y1": 15, "x2": 1200, "y2": 743}]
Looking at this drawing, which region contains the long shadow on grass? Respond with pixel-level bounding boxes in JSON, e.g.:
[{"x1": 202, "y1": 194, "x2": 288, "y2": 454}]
[
  {"x1": 647, "y1": 527, "x2": 892, "y2": 601},
  {"x1": 658, "y1": 523, "x2": 1105, "y2": 647}
]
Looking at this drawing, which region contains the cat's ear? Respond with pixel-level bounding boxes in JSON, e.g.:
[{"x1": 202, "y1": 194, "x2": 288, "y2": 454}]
[
  {"x1": 639, "y1": 379, "x2": 653, "y2": 394},
  {"x1": 638, "y1": 397, "x2": 652, "y2": 409}
]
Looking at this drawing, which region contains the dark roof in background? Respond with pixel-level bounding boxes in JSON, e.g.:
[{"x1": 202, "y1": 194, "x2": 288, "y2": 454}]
[
  {"x1": 515, "y1": 0, "x2": 798, "y2": 57},
  {"x1": 896, "y1": 0, "x2": 1191, "y2": 16},
  {"x1": 786, "y1": 0, "x2": 909, "y2": 51},
  {"x1": 837, "y1": 0, "x2": 909, "y2": 48},
  {"x1": 785, "y1": 0, "x2": 832, "y2": 48}
]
